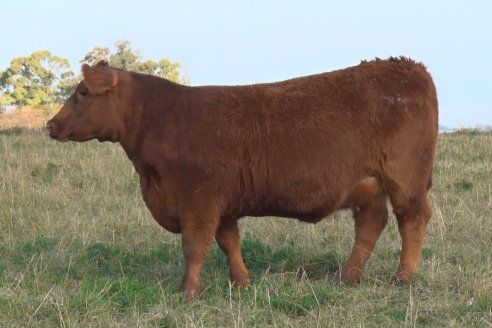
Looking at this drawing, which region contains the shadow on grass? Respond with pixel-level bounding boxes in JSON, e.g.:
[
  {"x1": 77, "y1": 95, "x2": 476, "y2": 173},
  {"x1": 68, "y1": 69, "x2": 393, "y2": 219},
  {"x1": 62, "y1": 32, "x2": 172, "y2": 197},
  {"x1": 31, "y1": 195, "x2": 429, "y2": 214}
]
[
  {"x1": 3, "y1": 233, "x2": 341, "y2": 314},
  {"x1": 239, "y1": 232, "x2": 339, "y2": 279}
]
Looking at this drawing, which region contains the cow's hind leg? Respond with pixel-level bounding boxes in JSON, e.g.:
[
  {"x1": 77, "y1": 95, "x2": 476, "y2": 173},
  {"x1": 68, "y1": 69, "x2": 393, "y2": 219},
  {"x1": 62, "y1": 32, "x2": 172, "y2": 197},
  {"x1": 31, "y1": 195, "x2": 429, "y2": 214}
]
[
  {"x1": 341, "y1": 192, "x2": 388, "y2": 285},
  {"x1": 393, "y1": 196, "x2": 432, "y2": 282},
  {"x1": 382, "y1": 129, "x2": 435, "y2": 282},
  {"x1": 215, "y1": 219, "x2": 249, "y2": 288}
]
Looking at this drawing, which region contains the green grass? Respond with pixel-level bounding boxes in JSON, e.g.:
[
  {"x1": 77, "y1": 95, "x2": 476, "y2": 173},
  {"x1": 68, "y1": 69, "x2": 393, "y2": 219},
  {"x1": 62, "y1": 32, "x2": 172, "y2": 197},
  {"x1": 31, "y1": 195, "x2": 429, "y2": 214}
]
[{"x1": 0, "y1": 128, "x2": 491, "y2": 327}]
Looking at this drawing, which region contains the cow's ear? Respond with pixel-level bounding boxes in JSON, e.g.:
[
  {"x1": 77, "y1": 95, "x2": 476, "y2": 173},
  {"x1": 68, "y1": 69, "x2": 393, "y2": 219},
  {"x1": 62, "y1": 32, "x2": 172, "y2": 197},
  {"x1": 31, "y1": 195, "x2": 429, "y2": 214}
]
[
  {"x1": 82, "y1": 63, "x2": 118, "y2": 95},
  {"x1": 95, "y1": 60, "x2": 109, "y2": 67}
]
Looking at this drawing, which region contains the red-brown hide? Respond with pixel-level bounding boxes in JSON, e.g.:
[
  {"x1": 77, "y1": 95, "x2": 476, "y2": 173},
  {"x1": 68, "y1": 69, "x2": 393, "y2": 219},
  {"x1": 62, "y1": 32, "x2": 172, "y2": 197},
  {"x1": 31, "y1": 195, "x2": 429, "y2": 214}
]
[{"x1": 47, "y1": 57, "x2": 438, "y2": 298}]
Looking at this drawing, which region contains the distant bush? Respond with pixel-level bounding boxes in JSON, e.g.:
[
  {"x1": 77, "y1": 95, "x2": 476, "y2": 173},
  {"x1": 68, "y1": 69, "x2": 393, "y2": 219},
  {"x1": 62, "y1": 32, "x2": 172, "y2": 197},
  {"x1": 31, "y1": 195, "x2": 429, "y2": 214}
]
[{"x1": 0, "y1": 105, "x2": 59, "y2": 129}]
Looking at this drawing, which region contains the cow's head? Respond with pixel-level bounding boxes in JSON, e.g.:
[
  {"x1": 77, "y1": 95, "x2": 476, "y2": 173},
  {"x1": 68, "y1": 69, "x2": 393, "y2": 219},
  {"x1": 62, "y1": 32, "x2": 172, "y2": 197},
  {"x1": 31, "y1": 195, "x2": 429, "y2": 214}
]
[{"x1": 47, "y1": 62, "x2": 125, "y2": 143}]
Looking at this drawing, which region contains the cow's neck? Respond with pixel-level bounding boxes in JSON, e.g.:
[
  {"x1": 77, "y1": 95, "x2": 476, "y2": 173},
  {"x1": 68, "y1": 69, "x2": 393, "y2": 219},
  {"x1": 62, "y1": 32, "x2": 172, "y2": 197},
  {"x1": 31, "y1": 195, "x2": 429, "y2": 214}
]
[
  {"x1": 118, "y1": 103, "x2": 144, "y2": 164},
  {"x1": 117, "y1": 73, "x2": 183, "y2": 167}
]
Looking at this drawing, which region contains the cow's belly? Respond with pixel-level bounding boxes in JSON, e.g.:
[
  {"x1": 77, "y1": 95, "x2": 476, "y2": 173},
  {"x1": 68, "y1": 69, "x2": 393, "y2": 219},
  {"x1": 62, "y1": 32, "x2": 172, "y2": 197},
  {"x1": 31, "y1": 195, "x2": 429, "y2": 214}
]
[
  {"x1": 246, "y1": 175, "x2": 380, "y2": 223},
  {"x1": 248, "y1": 204, "x2": 335, "y2": 224},
  {"x1": 263, "y1": 193, "x2": 337, "y2": 223},
  {"x1": 244, "y1": 179, "x2": 339, "y2": 222}
]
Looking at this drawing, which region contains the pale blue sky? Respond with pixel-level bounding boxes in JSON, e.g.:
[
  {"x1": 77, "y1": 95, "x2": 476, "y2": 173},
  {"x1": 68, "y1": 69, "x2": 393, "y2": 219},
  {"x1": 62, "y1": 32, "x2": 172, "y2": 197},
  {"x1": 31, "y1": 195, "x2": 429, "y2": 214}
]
[{"x1": 1, "y1": 0, "x2": 491, "y2": 127}]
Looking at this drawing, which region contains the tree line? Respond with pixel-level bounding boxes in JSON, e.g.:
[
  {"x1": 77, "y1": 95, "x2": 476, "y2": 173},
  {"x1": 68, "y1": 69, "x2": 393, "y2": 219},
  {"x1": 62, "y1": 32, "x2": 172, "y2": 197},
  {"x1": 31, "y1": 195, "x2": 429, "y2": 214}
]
[{"x1": 0, "y1": 40, "x2": 186, "y2": 109}]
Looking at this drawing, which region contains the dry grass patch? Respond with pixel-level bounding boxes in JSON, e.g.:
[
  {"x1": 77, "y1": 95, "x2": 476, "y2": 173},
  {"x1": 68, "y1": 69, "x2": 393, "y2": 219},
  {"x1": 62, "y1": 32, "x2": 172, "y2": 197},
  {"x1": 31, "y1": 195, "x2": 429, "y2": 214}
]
[{"x1": 0, "y1": 106, "x2": 59, "y2": 129}]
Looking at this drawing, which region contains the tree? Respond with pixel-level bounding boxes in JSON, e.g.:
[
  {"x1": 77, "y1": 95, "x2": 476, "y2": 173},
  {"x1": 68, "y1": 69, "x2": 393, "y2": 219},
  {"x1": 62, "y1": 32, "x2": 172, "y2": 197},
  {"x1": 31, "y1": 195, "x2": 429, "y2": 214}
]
[
  {"x1": 0, "y1": 51, "x2": 76, "y2": 107},
  {"x1": 56, "y1": 71, "x2": 79, "y2": 102},
  {"x1": 0, "y1": 41, "x2": 187, "y2": 108},
  {"x1": 80, "y1": 46, "x2": 111, "y2": 66},
  {"x1": 81, "y1": 40, "x2": 187, "y2": 84}
]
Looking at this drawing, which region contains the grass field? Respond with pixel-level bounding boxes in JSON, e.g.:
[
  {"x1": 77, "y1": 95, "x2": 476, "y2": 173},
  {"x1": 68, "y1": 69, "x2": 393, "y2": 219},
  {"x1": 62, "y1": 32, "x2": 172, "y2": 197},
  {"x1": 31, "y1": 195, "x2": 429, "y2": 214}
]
[{"x1": 0, "y1": 127, "x2": 491, "y2": 327}]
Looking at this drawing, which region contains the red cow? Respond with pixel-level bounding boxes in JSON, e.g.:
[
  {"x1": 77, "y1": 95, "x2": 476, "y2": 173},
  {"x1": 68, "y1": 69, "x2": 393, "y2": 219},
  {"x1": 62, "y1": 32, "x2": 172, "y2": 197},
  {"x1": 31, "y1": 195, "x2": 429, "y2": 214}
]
[{"x1": 47, "y1": 57, "x2": 438, "y2": 298}]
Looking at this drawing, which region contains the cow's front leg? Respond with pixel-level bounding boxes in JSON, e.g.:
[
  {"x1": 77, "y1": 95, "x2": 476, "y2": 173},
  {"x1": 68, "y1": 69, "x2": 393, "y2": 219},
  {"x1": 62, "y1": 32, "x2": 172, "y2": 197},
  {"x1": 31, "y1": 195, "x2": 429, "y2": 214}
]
[
  {"x1": 180, "y1": 212, "x2": 219, "y2": 299},
  {"x1": 215, "y1": 219, "x2": 249, "y2": 288}
]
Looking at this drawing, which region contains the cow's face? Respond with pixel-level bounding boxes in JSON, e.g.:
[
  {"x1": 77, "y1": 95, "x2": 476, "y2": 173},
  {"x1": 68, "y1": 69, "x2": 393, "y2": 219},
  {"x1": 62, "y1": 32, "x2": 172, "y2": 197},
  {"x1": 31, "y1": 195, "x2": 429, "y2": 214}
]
[{"x1": 47, "y1": 62, "x2": 124, "y2": 143}]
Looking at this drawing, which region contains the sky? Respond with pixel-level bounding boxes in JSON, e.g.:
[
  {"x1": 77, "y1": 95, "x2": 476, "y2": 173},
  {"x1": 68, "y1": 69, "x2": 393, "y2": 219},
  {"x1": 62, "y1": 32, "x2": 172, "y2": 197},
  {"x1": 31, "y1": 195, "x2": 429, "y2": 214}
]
[{"x1": 1, "y1": 0, "x2": 491, "y2": 127}]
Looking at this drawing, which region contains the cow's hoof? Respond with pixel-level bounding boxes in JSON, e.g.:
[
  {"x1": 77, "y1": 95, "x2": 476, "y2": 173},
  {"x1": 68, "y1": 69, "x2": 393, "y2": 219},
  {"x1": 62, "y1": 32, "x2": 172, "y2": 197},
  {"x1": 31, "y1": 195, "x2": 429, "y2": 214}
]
[
  {"x1": 340, "y1": 268, "x2": 361, "y2": 286},
  {"x1": 180, "y1": 279, "x2": 200, "y2": 301},
  {"x1": 180, "y1": 288, "x2": 199, "y2": 301},
  {"x1": 231, "y1": 276, "x2": 249, "y2": 289},
  {"x1": 393, "y1": 271, "x2": 414, "y2": 284}
]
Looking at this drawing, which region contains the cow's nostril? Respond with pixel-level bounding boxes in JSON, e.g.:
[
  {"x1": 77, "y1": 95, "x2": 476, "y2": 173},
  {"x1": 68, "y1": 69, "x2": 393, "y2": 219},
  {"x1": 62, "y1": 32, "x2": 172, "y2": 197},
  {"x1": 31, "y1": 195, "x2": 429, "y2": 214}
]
[{"x1": 46, "y1": 121, "x2": 54, "y2": 131}]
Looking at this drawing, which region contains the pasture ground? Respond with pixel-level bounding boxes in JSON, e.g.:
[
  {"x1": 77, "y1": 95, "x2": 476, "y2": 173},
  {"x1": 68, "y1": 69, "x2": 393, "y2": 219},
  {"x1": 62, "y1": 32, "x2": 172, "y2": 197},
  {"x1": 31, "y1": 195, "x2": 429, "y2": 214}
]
[{"x1": 0, "y1": 127, "x2": 491, "y2": 327}]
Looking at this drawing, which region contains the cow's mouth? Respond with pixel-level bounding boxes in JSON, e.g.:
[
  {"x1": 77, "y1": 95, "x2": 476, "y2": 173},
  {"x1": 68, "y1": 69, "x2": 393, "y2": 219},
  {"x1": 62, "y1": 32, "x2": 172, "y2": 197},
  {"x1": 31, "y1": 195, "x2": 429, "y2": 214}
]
[
  {"x1": 47, "y1": 131, "x2": 68, "y2": 142},
  {"x1": 47, "y1": 129, "x2": 69, "y2": 142},
  {"x1": 47, "y1": 126, "x2": 96, "y2": 143},
  {"x1": 65, "y1": 131, "x2": 100, "y2": 143}
]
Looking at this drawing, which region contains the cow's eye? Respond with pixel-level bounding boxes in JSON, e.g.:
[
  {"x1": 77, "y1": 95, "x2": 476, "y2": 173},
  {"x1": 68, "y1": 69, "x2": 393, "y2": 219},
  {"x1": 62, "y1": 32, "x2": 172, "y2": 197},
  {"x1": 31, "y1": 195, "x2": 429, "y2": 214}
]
[{"x1": 76, "y1": 88, "x2": 88, "y2": 101}]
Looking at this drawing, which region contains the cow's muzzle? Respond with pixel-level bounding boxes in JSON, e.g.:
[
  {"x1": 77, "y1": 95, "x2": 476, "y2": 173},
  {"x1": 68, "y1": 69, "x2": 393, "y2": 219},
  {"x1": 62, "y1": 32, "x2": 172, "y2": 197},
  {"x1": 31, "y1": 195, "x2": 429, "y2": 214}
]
[{"x1": 46, "y1": 120, "x2": 68, "y2": 142}]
